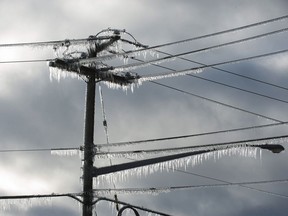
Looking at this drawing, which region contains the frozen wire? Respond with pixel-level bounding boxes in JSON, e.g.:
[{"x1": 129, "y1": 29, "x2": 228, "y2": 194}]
[
  {"x1": 0, "y1": 59, "x2": 53, "y2": 64},
  {"x1": 0, "y1": 147, "x2": 79, "y2": 153},
  {"x1": 94, "y1": 178, "x2": 288, "y2": 196},
  {"x1": 111, "y1": 28, "x2": 288, "y2": 72},
  {"x1": 0, "y1": 36, "x2": 113, "y2": 48},
  {"x1": 176, "y1": 169, "x2": 288, "y2": 200},
  {"x1": 99, "y1": 84, "x2": 109, "y2": 144},
  {"x1": 96, "y1": 121, "x2": 288, "y2": 148},
  {"x1": 0, "y1": 193, "x2": 82, "y2": 200},
  {"x1": 131, "y1": 55, "x2": 288, "y2": 104},
  {"x1": 96, "y1": 134, "x2": 288, "y2": 157},
  {"x1": 153, "y1": 49, "x2": 288, "y2": 92},
  {"x1": 151, "y1": 81, "x2": 283, "y2": 123},
  {"x1": 82, "y1": 14, "x2": 288, "y2": 62}
]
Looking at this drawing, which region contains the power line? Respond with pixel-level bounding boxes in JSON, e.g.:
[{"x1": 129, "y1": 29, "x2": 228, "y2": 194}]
[
  {"x1": 96, "y1": 121, "x2": 288, "y2": 148},
  {"x1": 154, "y1": 49, "x2": 288, "y2": 92},
  {"x1": 96, "y1": 134, "x2": 287, "y2": 157},
  {"x1": 0, "y1": 59, "x2": 52, "y2": 64},
  {"x1": 94, "y1": 178, "x2": 288, "y2": 196},
  {"x1": 130, "y1": 54, "x2": 288, "y2": 105},
  {"x1": 175, "y1": 169, "x2": 288, "y2": 200},
  {"x1": 132, "y1": 48, "x2": 288, "y2": 83},
  {"x1": 0, "y1": 147, "x2": 79, "y2": 153},
  {"x1": 0, "y1": 36, "x2": 112, "y2": 48},
  {"x1": 150, "y1": 81, "x2": 283, "y2": 123},
  {"x1": 0, "y1": 192, "x2": 82, "y2": 200},
  {"x1": 186, "y1": 74, "x2": 288, "y2": 104},
  {"x1": 1, "y1": 14, "x2": 287, "y2": 50},
  {"x1": 81, "y1": 14, "x2": 288, "y2": 63},
  {"x1": 1, "y1": 123, "x2": 288, "y2": 154}
]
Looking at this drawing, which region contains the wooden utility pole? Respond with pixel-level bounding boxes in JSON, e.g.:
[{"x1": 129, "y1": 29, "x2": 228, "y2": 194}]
[{"x1": 82, "y1": 72, "x2": 96, "y2": 216}]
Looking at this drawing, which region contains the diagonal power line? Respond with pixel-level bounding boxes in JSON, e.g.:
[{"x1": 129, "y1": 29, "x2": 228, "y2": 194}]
[
  {"x1": 129, "y1": 54, "x2": 288, "y2": 105},
  {"x1": 150, "y1": 81, "x2": 283, "y2": 123},
  {"x1": 175, "y1": 169, "x2": 288, "y2": 199}
]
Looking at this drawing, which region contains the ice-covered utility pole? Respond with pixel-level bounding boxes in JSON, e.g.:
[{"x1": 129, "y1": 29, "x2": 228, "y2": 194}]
[{"x1": 49, "y1": 32, "x2": 124, "y2": 216}]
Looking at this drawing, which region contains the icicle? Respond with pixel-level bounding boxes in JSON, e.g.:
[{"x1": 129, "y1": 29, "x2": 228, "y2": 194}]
[
  {"x1": 96, "y1": 147, "x2": 260, "y2": 185},
  {"x1": 139, "y1": 68, "x2": 203, "y2": 82},
  {"x1": 99, "y1": 85, "x2": 110, "y2": 144},
  {"x1": 95, "y1": 144, "x2": 260, "y2": 159},
  {"x1": 111, "y1": 57, "x2": 176, "y2": 73},
  {"x1": 94, "y1": 188, "x2": 170, "y2": 196},
  {"x1": 49, "y1": 66, "x2": 81, "y2": 82},
  {"x1": 0, "y1": 197, "x2": 52, "y2": 211},
  {"x1": 50, "y1": 149, "x2": 80, "y2": 157}
]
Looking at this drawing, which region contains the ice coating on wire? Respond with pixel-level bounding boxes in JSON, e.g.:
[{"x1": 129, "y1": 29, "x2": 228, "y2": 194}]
[
  {"x1": 96, "y1": 147, "x2": 260, "y2": 185},
  {"x1": 50, "y1": 149, "x2": 80, "y2": 157},
  {"x1": 0, "y1": 197, "x2": 52, "y2": 211}
]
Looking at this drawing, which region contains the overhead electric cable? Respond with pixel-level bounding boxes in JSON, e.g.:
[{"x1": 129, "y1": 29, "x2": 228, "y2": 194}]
[
  {"x1": 1, "y1": 123, "x2": 288, "y2": 154},
  {"x1": 94, "y1": 178, "x2": 288, "y2": 196},
  {"x1": 96, "y1": 134, "x2": 288, "y2": 157},
  {"x1": 0, "y1": 193, "x2": 82, "y2": 200},
  {"x1": 80, "y1": 15, "x2": 288, "y2": 63},
  {"x1": 153, "y1": 49, "x2": 288, "y2": 92},
  {"x1": 175, "y1": 169, "x2": 288, "y2": 200},
  {"x1": 0, "y1": 36, "x2": 112, "y2": 48},
  {"x1": 0, "y1": 147, "x2": 79, "y2": 153},
  {"x1": 0, "y1": 59, "x2": 53, "y2": 64},
  {"x1": 1, "y1": 14, "x2": 287, "y2": 49},
  {"x1": 96, "y1": 121, "x2": 288, "y2": 148},
  {"x1": 111, "y1": 28, "x2": 288, "y2": 72},
  {"x1": 130, "y1": 55, "x2": 288, "y2": 104},
  {"x1": 150, "y1": 81, "x2": 283, "y2": 123}
]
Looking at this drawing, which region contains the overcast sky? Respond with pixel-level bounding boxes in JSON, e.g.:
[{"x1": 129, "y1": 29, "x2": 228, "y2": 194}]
[{"x1": 1, "y1": 1, "x2": 288, "y2": 216}]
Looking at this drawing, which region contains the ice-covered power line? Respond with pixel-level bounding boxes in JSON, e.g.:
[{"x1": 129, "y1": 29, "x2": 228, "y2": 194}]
[
  {"x1": 79, "y1": 14, "x2": 288, "y2": 63},
  {"x1": 0, "y1": 59, "x2": 53, "y2": 64},
  {"x1": 0, "y1": 147, "x2": 79, "y2": 154},
  {"x1": 176, "y1": 169, "x2": 288, "y2": 200},
  {"x1": 96, "y1": 136, "x2": 286, "y2": 158},
  {"x1": 80, "y1": 26, "x2": 288, "y2": 65},
  {"x1": 1, "y1": 14, "x2": 287, "y2": 49},
  {"x1": 153, "y1": 49, "x2": 288, "y2": 92},
  {"x1": 130, "y1": 55, "x2": 288, "y2": 104},
  {"x1": 0, "y1": 35, "x2": 113, "y2": 48},
  {"x1": 151, "y1": 81, "x2": 283, "y2": 123},
  {"x1": 96, "y1": 122, "x2": 288, "y2": 148},
  {"x1": 94, "y1": 178, "x2": 288, "y2": 196},
  {"x1": 1, "y1": 123, "x2": 287, "y2": 154}
]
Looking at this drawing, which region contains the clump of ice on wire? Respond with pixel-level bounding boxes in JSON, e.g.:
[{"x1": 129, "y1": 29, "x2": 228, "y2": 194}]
[
  {"x1": 95, "y1": 147, "x2": 260, "y2": 186},
  {"x1": 51, "y1": 149, "x2": 80, "y2": 157},
  {"x1": 101, "y1": 68, "x2": 204, "y2": 93},
  {"x1": 0, "y1": 197, "x2": 52, "y2": 211},
  {"x1": 95, "y1": 188, "x2": 170, "y2": 197}
]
